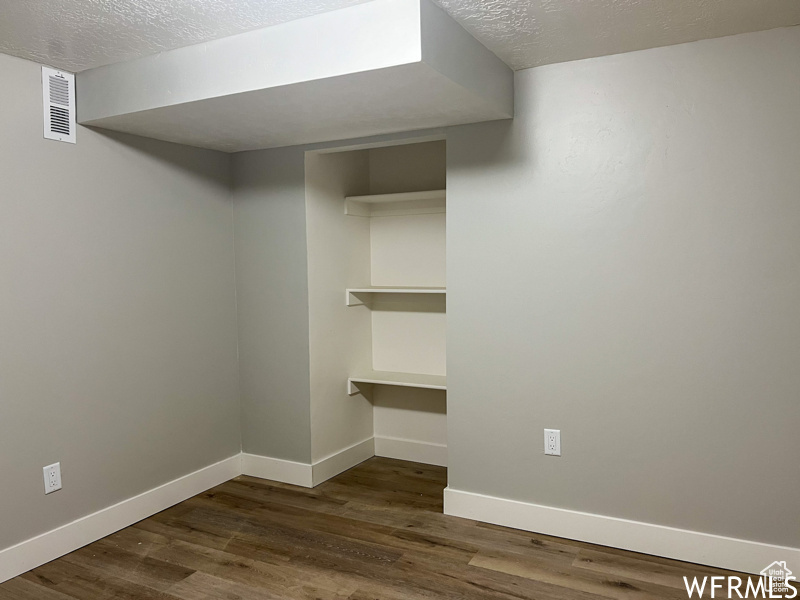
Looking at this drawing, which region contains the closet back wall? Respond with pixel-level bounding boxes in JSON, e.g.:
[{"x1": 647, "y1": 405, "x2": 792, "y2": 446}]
[
  {"x1": 367, "y1": 143, "x2": 448, "y2": 464},
  {"x1": 0, "y1": 53, "x2": 241, "y2": 551}
]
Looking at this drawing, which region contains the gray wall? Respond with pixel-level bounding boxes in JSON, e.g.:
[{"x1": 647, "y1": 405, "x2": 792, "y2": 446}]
[
  {"x1": 447, "y1": 26, "x2": 800, "y2": 548},
  {"x1": 0, "y1": 53, "x2": 241, "y2": 549},
  {"x1": 233, "y1": 147, "x2": 312, "y2": 463}
]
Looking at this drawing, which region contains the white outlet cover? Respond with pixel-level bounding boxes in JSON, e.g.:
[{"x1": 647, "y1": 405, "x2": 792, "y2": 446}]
[
  {"x1": 544, "y1": 429, "x2": 561, "y2": 456},
  {"x1": 43, "y1": 462, "x2": 62, "y2": 494}
]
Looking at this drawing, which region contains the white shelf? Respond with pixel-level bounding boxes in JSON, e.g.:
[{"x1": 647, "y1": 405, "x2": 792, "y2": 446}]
[
  {"x1": 347, "y1": 190, "x2": 446, "y2": 204},
  {"x1": 347, "y1": 370, "x2": 447, "y2": 395},
  {"x1": 346, "y1": 287, "x2": 446, "y2": 306},
  {"x1": 345, "y1": 189, "x2": 446, "y2": 217}
]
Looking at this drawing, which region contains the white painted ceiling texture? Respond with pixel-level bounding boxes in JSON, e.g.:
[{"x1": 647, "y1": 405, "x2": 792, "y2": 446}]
[{"x1": 1, "y1": 0, "x2": 799, "y2": 72}]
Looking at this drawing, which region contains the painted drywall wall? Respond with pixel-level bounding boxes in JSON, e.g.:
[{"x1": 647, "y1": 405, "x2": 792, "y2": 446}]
[
  {"x1": 0, "y1": 53, "x2": 240, "y2": 550},
  {"x1": 233, "y1": 147, "x2": 313, "y2": 463},
  {"x1": 305, "y1": 150, "x2": 374, "y2": 463},
  {"x1": 446, "y1": 26, "x2": 800, "y2": 548}
]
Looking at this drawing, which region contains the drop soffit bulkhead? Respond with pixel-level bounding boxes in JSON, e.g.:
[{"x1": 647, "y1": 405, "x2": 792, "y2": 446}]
[{"x1": 76, "y1": 0, "x2": 514, "y2": 152}]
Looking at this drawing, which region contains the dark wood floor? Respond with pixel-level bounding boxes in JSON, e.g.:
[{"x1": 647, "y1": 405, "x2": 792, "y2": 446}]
[{"x1": 1, "y1": 457, "x2": 752, "y2": 599}]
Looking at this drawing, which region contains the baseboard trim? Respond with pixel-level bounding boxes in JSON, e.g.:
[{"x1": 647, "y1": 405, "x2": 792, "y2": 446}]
[
  {"x1": 241, "y1": 438, "x2": 377, "y2": 488},
  {"x1": 374, "y1": 436, "x2": 447, "y2": 467},
  {"x1": 240, "y1": 453, "x2": 313, "y2": 488},
  {"x1": 6, "y1": 453, "x2": 790, "y2": 583},
  {"x1": 444, "y1": 487, "x2": 800, "y2": 575},
  {"x1": 313, "y1": 438, "x2": 375, "y2": 486},
  {"x1": 0, "y1": 443, "x2": 368, "y2": 584},
  {"x1": 0, "y1": 454, "x2": 240, "y2": 584}
]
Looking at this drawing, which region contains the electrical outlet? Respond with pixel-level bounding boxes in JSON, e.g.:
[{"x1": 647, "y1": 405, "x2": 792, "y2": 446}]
[
  {"x1": 544, "y1": 429, "x2": 561, "y2": 456},
  {"x1": 43, "y1": 462, "x2": 62, "y2": 494}
]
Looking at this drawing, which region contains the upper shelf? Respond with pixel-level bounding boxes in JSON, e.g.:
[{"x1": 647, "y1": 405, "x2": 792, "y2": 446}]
[
  {"x1": 345, "y1": 189, "x2": 446, "y2": 217},
  {"x1": 348, "y1": 370, "x2": 447, "y2": 395},
  {"x1": 346, "y1": 287, "x2": 446, "y2": 306}
]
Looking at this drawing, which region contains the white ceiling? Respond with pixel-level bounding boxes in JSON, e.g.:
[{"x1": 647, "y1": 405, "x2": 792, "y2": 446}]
[{"x1": 1, "y1": 0, "x2": 799, "y2": 72}]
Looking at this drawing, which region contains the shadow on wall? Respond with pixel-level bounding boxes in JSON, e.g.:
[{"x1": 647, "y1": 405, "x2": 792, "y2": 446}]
[
  {"x1": 447, "y1": 119, "x2": 525, "y2": 174},
  {"x1": 86, "y1": 126, "x2": 232, "y2": 190},
  {"x1": 374, "y1": 386, "x2": 447, "y2": 416},
  {"x1": 371, "y1": 296, "x2": 447, "y2": 314}
]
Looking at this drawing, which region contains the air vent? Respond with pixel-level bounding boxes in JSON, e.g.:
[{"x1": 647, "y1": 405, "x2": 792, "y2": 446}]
[{"x1": 42, "y1": 67, "x2": 76, "y2": 144}]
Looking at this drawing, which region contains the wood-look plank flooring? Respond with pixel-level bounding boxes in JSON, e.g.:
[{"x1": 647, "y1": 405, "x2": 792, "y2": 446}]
[{"x1": 0, "y1": 457, "x2": 755, "y2": 600}]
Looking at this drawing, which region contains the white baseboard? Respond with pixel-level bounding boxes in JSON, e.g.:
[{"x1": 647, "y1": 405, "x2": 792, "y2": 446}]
[
  {"x1": 14, "y1": 450, "x2": 782, "y2": 585},
  {"x1": 312, "y1": 438, "x2": 374, "y2": 486},
  {"x1": 240, "y1": 453, "x2": 313, "y2": 488},
  {"x1": 241, "y1": 438, "x2": 376, "y2": 488},
  {"x1": 444, "y1": 487, "x2": 800, "y2": 575},
  {"x1": 242, "y1": 437, "x2": 444, "y2": 489},
  {"x1": 374, "y1": 436, "x2": 447, "y2": 467},
  {"x1": 0, "y1": 454, "x2": 240, "y2": 584},
  {"x1": 1, "y1": 443, "x2": 369, "y2": 585}
]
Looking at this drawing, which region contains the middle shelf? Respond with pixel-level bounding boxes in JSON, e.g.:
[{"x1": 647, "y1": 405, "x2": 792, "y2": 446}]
[{"x1": 346, "y1": 287, "x2": 446, "y2": 306}]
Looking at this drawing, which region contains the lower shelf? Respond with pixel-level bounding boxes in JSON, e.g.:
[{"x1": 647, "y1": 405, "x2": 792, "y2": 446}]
[{"x1": 348, "y1": 370, "x2": 447, "y2": 395}]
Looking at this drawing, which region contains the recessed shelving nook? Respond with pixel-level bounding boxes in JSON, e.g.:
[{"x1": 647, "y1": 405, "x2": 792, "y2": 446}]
[{"x1": 305, "y1": 139, "x2": 447, "y2": 468}]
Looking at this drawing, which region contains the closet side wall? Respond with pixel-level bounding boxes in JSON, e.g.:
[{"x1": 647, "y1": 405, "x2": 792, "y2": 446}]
[
  {"x1": 306, "y1": 151, "x2": 374, "y2": 463},
  {"x1": 233, "y1": 146, "x2": 313, "y2": 463}
]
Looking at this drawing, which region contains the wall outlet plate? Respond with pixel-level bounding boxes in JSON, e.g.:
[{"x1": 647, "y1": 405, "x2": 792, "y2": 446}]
[
  {"x1": 544, "y1": 429, "x2": 561, "y2": 456},
  {"x1": 43, "y1": 462, "x2": 62, "y2": 494}
]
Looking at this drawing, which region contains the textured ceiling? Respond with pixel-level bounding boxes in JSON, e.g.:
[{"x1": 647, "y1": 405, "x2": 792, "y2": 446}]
[
  {"x1": 437, "y1": 0, "x2": 800, "y2": 70},
  {"x1": 1, "y1": 0, "x2": 799, "y2": 72},
  {"x1": 0, "y1": 0, "x2": 372, "y2": 72}
]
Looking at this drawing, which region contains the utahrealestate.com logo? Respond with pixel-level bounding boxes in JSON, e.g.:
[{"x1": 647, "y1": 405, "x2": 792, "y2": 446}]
[{"x1": 684, "y1": 562, "x2": 797, "y2": 599}]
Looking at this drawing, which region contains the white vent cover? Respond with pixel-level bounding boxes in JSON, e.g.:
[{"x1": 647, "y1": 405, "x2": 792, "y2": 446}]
[{"x1": 42, "y1": 67, "x2": 76, "y2": 144}]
